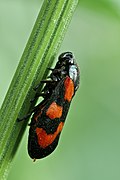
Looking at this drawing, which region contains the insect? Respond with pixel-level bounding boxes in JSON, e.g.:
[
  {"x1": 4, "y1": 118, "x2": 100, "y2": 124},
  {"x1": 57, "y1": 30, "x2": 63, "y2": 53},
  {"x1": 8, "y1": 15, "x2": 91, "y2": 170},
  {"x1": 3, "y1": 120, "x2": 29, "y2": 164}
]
[{"x1": 22, "y1": 52, "x2": 80, "y2": 160}]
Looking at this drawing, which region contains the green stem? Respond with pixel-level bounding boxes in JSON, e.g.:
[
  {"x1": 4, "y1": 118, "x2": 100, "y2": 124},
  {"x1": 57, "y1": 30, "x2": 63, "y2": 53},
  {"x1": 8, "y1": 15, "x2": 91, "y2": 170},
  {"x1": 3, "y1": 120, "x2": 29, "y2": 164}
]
[{"x1": 0, "y1": 0, "x2": 78, "y2": 179}]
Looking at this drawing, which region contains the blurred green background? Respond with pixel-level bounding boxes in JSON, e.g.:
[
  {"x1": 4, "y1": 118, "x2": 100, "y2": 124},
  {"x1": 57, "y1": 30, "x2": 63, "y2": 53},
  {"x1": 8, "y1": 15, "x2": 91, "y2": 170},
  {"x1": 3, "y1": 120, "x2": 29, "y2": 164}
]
[{"x1": 0, "y1": 0, "x2": 120, "y2": 179}]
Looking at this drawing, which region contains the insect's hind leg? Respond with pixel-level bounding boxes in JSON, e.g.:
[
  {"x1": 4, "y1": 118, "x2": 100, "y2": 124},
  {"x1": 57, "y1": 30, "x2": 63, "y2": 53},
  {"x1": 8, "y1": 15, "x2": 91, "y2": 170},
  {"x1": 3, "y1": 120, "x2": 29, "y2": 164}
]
[
  {"x1": 17, "y1": 105, "x2": 39, "y2": 122},
  {"x1": 17, "y1": 98, "x2": 47, "y2": 122}
]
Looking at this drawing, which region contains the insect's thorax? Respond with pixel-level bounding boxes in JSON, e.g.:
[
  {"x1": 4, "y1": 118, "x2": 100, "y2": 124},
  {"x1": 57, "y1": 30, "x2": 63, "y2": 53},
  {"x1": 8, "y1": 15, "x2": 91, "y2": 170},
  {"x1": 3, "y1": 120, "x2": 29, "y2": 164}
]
[{"x1": 43, "y1": 62, "x2": 79, "y2": 101}]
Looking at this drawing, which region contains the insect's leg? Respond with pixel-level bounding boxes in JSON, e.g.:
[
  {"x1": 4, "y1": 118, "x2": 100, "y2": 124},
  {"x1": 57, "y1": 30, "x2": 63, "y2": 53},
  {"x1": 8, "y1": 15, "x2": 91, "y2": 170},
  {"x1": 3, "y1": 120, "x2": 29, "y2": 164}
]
[
  {"x1": 47, "y1": 67, "x2": 54, "y2": 71},
  {"x1": 30, "y1": 92, "x2": 44, "y2": 103},
  {"x1": 17, "y1": 113, "x2": 32, "y2": 122},
  {"x1": 18, "y1": 98, "x2": 47, "y2": 122},
  {"x1": 17, "y1": 105, "x2": 39, "y2": 122},
  {"x1": 31, "y1": 79, "x2": 56, "y2": 103},
  {"x1": 33, "y1": 68, "x2": 53, "y2": 91}
]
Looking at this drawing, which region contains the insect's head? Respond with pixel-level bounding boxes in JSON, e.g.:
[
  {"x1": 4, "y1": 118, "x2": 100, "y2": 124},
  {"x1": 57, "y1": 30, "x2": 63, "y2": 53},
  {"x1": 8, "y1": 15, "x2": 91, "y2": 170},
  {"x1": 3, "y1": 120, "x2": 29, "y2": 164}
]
[
  {"x1": 57, "y1": 52, "x2": 74, "y2": 67},
  {"x1": 58, "y1": 52, "x2": 80, "y2": 92},
  {"x1": 50, "y1": 52, "x2": 80, "y2": 91}
]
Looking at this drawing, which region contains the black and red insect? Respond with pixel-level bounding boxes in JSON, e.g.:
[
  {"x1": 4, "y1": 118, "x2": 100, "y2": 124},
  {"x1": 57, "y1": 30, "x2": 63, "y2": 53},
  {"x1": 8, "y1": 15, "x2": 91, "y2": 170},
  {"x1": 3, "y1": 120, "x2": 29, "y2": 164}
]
[{"x1": 23, "y1": 52, "x2": 80, "y2": 160}]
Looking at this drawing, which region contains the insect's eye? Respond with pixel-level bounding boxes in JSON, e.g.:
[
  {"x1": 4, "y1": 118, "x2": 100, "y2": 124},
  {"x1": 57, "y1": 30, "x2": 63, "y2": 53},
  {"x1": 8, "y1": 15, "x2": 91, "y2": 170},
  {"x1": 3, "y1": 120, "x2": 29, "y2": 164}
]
[
  {"x1": 59, "y1": 52, "x2": 73, "y2": 60},
  {"x1": 66, "y1": 54, "x2": 73, "y2": 59}
]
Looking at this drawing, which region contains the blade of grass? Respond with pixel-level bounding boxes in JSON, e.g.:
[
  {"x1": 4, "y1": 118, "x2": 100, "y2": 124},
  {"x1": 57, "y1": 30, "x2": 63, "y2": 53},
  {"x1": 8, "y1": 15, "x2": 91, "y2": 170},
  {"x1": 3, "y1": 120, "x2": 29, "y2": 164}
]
[{"x1": 0, "y1": 0, "x2": 78, "y2": 179}]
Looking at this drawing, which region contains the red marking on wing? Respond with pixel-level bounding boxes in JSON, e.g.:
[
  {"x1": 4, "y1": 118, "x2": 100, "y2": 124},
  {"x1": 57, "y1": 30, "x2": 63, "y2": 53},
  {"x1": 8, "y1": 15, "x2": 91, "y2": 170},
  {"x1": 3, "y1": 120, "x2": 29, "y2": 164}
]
[
  {"x1": 64, "y1": 77, "x2": 74, "y2": 102},
  {"x1": 46, "y1": 102, "x2": 63, "y2": 119},
  {"x1": 36, "y1": 122, "x2": 64, "y2": 148}
]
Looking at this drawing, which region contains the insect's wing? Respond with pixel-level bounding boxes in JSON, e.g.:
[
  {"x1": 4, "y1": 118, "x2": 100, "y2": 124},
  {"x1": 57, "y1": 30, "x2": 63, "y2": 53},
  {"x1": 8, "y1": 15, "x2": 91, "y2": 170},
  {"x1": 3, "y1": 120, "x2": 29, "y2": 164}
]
[{"x1": 28, "y1": 76, "x2": 75, "y2": 159}]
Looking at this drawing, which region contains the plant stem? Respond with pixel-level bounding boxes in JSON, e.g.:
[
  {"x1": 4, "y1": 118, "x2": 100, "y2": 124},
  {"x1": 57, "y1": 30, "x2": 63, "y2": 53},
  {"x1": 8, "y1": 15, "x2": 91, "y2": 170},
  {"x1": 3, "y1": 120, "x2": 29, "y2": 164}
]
[{"x1": 0, "y1": 0, "x2": 78, "y2": 179}]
